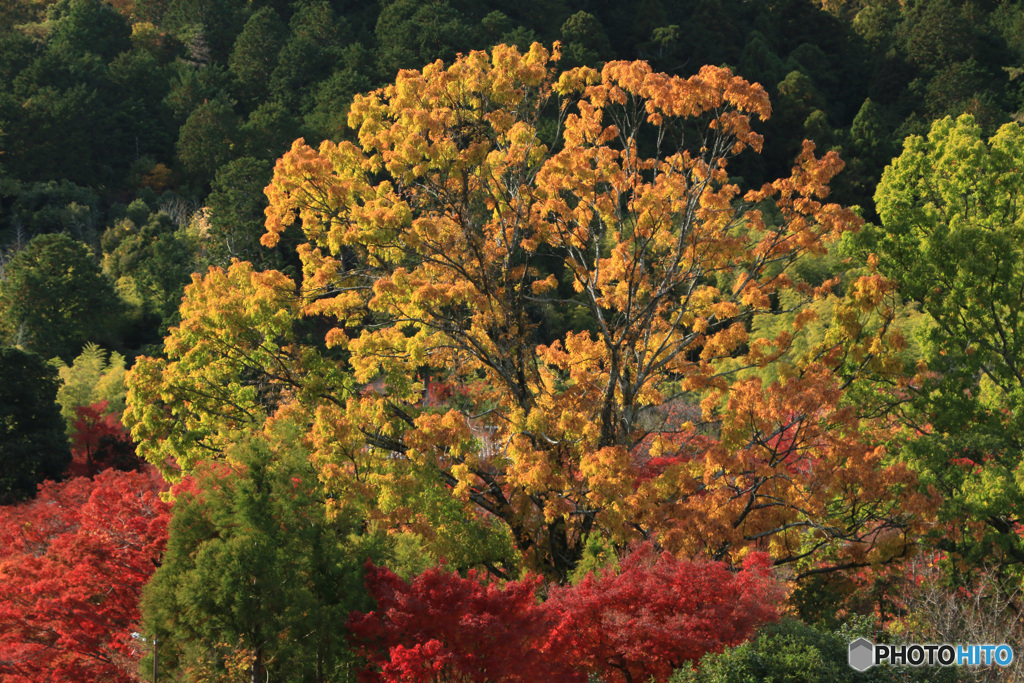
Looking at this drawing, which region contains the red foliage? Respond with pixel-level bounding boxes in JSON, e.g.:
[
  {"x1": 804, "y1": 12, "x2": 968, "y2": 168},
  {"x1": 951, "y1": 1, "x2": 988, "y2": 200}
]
[
  {"x1": 348, "y1": 563, "x2": 584, "y2": 682},
  {"x1": 0, "y1": 468, "x2": 170, "y2": 682},
  {"x1": 67, "y1": 401, "x2": 144, "y2": 478},
  {"x1": 350, "y1": 545, "x2": 785, "y2": 683},
  {"x1": 544, "y1": 545, "x2": 785, "y2": 683}
]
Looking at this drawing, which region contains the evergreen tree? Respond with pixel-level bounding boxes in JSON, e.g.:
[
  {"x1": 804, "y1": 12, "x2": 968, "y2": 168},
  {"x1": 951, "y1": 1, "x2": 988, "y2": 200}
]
[
  {"x1": 142, "y1": 429, "x2": 389, "y2": 682},
  {"x1": 228, "y1": 6, "x2": 286, "y2": 107},
  {"x1": 0, "y1": 346, "x2": 71, "y2": 504},
  {"x1": 0, "y1": 233, "x2": 123, "y2": 361}
]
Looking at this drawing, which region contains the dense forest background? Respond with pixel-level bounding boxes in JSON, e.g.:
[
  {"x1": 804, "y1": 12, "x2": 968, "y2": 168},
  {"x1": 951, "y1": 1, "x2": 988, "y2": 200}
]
[
  {"x1": 4, "y1": 0, "x2": 1024, "y2": 681},
  {"x1": 2, "y1": 0, "x2": 1023, "y2": 360}
]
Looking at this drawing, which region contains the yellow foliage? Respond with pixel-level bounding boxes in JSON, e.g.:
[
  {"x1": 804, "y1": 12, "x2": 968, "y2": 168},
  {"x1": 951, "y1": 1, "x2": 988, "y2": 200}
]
[{"x1": 128, "y1": 44, "x2": 926, "y2": 581}]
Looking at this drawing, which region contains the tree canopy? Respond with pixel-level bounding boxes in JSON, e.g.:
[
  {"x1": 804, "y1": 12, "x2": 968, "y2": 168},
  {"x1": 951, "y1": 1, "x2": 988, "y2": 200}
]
[
  {"x1": 127, "y1": 44, "x2": 928, "y2": 582},
  {"x1": 873, "y1": 114, "x2": 1024, "y2": 575},
  {"x1": 0, "y1": 233, "x2": 122, "y2": 361},
  {"x1": 3, "y1": 0, "x2": 1024, "y2": 673},
  {"x1": 142, "y1": 430, "x2": 388, "y2": 682},
  {"x1": 0, "y1": 468, "x2": 169, "y2": 682}
]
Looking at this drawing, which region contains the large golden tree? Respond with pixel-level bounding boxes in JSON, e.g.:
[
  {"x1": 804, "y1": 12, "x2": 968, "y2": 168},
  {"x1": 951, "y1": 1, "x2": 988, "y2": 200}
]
[{"x1": 127, "y1": 44, "x2": 928, "y2": 580}]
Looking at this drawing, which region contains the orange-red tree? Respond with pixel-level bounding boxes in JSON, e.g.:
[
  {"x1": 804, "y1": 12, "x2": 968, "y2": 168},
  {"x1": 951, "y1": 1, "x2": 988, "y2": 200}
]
[
  {"x1": 67, "y1": 401, "x2": 144, "y2": 478},
  {"x1": 544, "y1": 545, "x2": 784, "y2": 683},
  {"x1": 127, "y1": 43, "x2": 928, "y2": 580},
  {"x1": 348, "y1": 563, "x2": 580, "y2": 682},
  {"x1": 0, "y1": 468, "x2": 169, "y2": 682},
  {"x1": 348, "y1": 545, "x2": 783, "y2": 683}
]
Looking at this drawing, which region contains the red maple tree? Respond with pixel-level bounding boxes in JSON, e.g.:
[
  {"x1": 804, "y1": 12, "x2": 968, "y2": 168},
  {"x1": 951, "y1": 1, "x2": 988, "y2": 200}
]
[
  {"x1": 0, "y1": 468, "x2": 170, "y2": 682},
  {"x1": 348, "y1": 562, "x2": 583, "y2": 682},
  {"x1": 67, "y1": 401, "x2": 144, "y2": 478},
  {"x1": 544, "y1": 545, "x2": 786, "y2": 683},
  {"x1": 350, "y1": 545, "x2": 785, "y2": 683}
]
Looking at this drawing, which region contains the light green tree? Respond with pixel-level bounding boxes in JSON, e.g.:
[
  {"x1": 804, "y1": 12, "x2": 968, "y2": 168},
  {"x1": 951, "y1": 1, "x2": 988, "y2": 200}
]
[
  {"x1": 54, "y1": 343, "x2": 127, "y2": 429},
  {"x1": 873, "y1": 113, "x2": 1024, "y2": 575}
]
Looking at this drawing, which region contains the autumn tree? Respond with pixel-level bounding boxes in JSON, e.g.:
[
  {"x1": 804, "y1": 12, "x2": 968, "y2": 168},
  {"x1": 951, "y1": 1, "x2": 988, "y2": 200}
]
[
  {"x1": 545, "y1": 545, "x2": 785, "y2": 683},
  {"x1": 350, "y1": 544, "x2": 784, "y2": 683},
  {"x1": 348, "y1": 564, "x2": 581, "y2": 682},
  {"x1": 125, "y1": 259, "x2": 350, "y2": 475},
  {"x1": 0, "y1": 468, "x2": 169, "y2": 683},
  {"x1": 872, "y1": 114, "x2": 1024, "y2": 576},
  {"x1": 67, "y1": 401, "x2": 144, "y2": 478},
  {"x1": 128, "y1": 44, "x2": 926, "y2": 581}
]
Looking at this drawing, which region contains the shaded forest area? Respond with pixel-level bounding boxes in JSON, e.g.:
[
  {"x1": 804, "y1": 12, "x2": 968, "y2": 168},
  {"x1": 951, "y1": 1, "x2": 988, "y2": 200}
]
[{"x1": 4, "y1": 0, "x2": 1024, "y2": 681}]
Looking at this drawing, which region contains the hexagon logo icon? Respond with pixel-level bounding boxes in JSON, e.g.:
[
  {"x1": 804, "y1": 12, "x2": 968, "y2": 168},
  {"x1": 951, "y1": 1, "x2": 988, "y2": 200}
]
[{"x1": 849, "y1": 638, "x2": 875, "y2": 671}]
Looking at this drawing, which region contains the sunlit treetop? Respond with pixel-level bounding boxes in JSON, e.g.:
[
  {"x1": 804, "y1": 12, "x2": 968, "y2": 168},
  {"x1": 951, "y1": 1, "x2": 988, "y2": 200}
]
[{"x1": 130, "y1": 43, "x2": 926, "y2": 580}]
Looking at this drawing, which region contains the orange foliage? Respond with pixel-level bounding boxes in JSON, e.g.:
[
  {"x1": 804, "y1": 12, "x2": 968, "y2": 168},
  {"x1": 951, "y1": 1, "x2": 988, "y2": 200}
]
[{"x1": 130, "y1": 44, "x2": 930, "y2": 580}]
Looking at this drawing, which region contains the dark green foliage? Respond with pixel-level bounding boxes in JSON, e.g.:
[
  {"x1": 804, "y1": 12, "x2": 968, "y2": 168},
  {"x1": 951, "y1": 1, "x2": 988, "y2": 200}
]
[
  {"x1": 302, "y1": 43, "x2": 373, "y2": 140},
  {"x1": 677, "y1": 0, "x2": 745, "y2": 68},
  {"x1": 559, "y1": 11, "x2": 612, "y2": 68},
  {"x1": 923, "y1": 58, "x2": 1003, "y2": 124},
  {"x1": 227, "y1": 6, "x2": 285, "y2": 106},
  {"x1": 896, "y1": 0, "x2": 976, "y2": 70},
  {"x1": 45, "y1": 0, "x2": 131, "y2": 63},
  {"x1": 0, "y1": 1, "x2": 160, "y2": 189},
  {"x1": 175, "y1": 92, "x2": 241, "y2": 188},
  {"x1": 479, "y1": 10, "x2": 528, "y2": 51},
  {"x1": 0, "y1": 0, "x2": 36, "y2": 31},
  {"x1": 1, "y1": 80, "x2": 110, "y2": 186},
  {"x1": 240, "y1": 100, "x2": 299, "y2": 160},
  {"x1": 0, "y1": 346, "x2": 71, "y2": 504},
  {"x1": 163, "y1": 62, "x2": 232, "y2": 121},
  {"x1": 268, "y1": 2, "x2": 351, "y2": 108},
  {"x1": 161, "y1": 0, "x2": 247, "y2": 65},
  {"x1": 374, "y1": 0, "x2": 475, "y2": 77},
  {"x1": 848, "y1": 97, "x2": 893, "y2": 167},
  {"x1": 0, "y1": 179, "x2": 99, "y2": 247},
  {"x1": 205, "y1": 156, "x2": 274, "y2": 267},
  {"x1": 100, "y1": 204, "x2": 196, "y2": 323},
  {"x1": 106, "y1": 48, "x2": 177, "y2": 167},
  {"x1": 0, "y1": 233, "x2": 123, "y2": 361},
  {"x1": 0, "y1": 0, "x2": 1017, "y2": 223},
  {"x1": 738, "y1": 31, "x2": 786, "y2": 92},
  {"x1": 0, "y1": 29, "x2": 34, "y2": 85}
]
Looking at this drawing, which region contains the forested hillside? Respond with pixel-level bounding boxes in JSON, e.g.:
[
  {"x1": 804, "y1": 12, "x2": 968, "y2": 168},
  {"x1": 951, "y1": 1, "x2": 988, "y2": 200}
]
[
  {"x1": 2, "y1": 0, "x2": 1024, "y2": 680},
  {"x1": 2, "y1": 0, "x2": 1022, "y2": 352}
]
